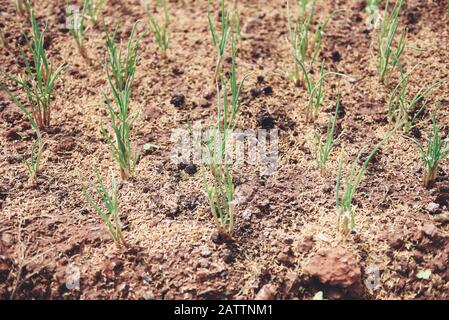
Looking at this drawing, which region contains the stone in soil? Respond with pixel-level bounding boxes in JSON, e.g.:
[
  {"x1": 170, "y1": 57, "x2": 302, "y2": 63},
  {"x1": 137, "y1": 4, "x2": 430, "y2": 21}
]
[
  {"x1": 305, "y1": 247, "x2": 362, "y2": 290},
  {"x1": 170, "y1": 94, "x2": 185, "y2": 108}
]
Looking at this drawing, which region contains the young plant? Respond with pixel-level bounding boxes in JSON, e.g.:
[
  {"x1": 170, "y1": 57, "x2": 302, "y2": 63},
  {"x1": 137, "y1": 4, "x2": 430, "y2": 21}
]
[
  {"x1": 295, "y1": 58, "x2": 343, "y2": 123},
  {"x1": 15, "y1": 0, "x2": 32, "y2": 16},
  {"x1": 414, "y1": 113, "x2": 449, "y2": 188},
  {"x1": 335, "y1": 131, "x2": 393, "y2": 235},
  {"x1": 1, "y1": 83, "x2": 45, "y2": 181},
  {"x1": 316, "y1": 95, "x2": 341, "y2": 175},
  {"x1": 0, "y1": 12, "x2": 65, "y2": 129},
  {"x1": 83, "y1": 0, "x2": 106, "y2": 25},
  {"x1": 66, "y1": 2, "x2": 88, "y2": 59},
  {"x1": 207, "y1": 0, "x2": 231, "y2": 83},
  {"x1": 102, "y1": 21, "x2": 141, "y2": 180},
  {"x1": 202, "y1": 36, "x2": 245, "y2": 240},
  {"x1": 142, "y1": 0, "x2": 169, "y2": 58},
  {"x1": 287, "y1": 0, "x2": 341, "y2": 85},
  {"x1": 377, "y1": 0, "x2": 406, "y2": 82},
  {"x1": 83, "y1": 168, "x2": 127, "y2": 247},
  {"x1": 388, "y1": 68, "x2": 447, "y2": 132},
  {"x1": 230, "y1": 0, "x2": 241, "y2": 38}
]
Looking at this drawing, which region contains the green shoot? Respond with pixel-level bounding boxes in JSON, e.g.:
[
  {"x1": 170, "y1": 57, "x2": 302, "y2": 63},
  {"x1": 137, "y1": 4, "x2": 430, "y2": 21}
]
[
  {"x1": 295, "y1": 58, "x2": 344, "y2": 123},
  {"x1": 202, "y1": 35, "x2": 245, "y2": 239},
  {"x1": 388, "y1": 67, "x2": 448, "y2": 132},
  {"x1": 335, "y1": 131, "x2": 394, "y2": 235},
  {"x1": 66, "y1": 2, "x2": 88, "y2": 59},
  {"x1": 207, "y1": 0, "x2": 231, "y2": 83},
  {"x1": 102, "y1": 21, "x2": 141, "y2": 180},
  {"x1": 0, "y1": 26, "x2": 6, "y2": 49},
  {"x1": 15, "y1": 0, "x2": 32, "y2": 16},
  {"x1": 83, "y1": 0, "x2": 106, "y2": 25},
  {"x1": 0, "y1": 83, "x2": 45, "y2": 182},
  {"x1": 414, "y1": 113, "x2": 449, "y2": 188},
  {"x1": 83, "y1": 168, "x2": 127, "y2": 247},
  {"x1": 0, "y1": 11, "x2": 65, "y2": 129},
  {"x1": 377, "y1": 0, "x2": 406, "y2": 82},
  {"x1": 230, "y1": 0, "x2": 241, "y2": 38},
  {"x1": 287, "y1": 1, "x2": 341, "y2": 85},
  {"x1": 316, "y1": 95, "x2": 340, "y2": 175},
  {"x1": 142, "y1": 0, "x2": 169, "y2": 58}
]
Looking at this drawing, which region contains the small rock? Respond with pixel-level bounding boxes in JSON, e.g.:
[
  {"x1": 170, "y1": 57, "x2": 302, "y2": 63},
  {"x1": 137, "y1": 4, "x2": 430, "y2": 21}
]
[
  {"x1": 222, "y1": 249, "x2": 235, "y2": 264},
  {"x1": 258, "y1": 112, "x2": 275, "y2": 130},
  {"x1": 262, "y1": 86, "x2": 273, "y2": 95},
  {"x1": 331, "y1": 51, "x2": 341, "y2": 62},
  {"x1": 422, "y1": 223, "x2": 438, "y2": 238},
  {"x1": 199, "y1": 98, "x2": 211, "y2": 108},
  {"x1": 250, "y1": 88, "x2": 261, "y2": 98},
  {"x1": 305, "y1": 247, "x2": 362, "y2": 289},
  {"x1": 5, "y1": 129, "x2": 21, "y2": 141},
  {"x1": 387, "y1": 232, "x2": 404, "y2": 249},
  {"x1": 200, "y1": 246, "x2": 212, "y2": 258},
  {"x1": 170, "y1": 94, "x2": 185, "y2": 108},
  {"x1": 426, "y1": 202, "x2": 440, "y2": 214},
  {"x1": 255, "y1": 284, "x2": 276, "y2": 300},
  {"x1": 143, "y1": 290, "x2": 155, "y2": 300},
  {"x1": 184, "y1": 163, "x2": 197, "y2": 175}
]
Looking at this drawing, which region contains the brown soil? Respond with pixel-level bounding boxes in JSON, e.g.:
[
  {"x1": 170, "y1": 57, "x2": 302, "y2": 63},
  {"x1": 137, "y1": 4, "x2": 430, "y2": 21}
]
[{"x1": 1, "y1": 0, "x2": 449, "y2": 300}]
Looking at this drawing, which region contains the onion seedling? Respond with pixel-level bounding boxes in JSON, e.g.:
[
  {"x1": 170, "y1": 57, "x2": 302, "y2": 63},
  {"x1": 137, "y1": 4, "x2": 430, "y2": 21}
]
[
  {"x1": 142, "y1": 0, "x2": 169, "y2": 58},
  {"x1": 202, "y1": 36, "x2": 245, "y2": 239},
  {"x1": 0, "y1": 11, "x2": 65, "y2": 129},
  {"x1": 102, "y1": 21, "x2": 141, "y2": 180},
  {"x1": 388, "y1": 67, "x2": 447, "y2": 132},
  {"x1": 414, "y1": 113, "x2": 449, "y2": 188},
  {"x1": 83, "y1": 0, "x2": 106, "y2": 25},
  {"x1": 66, "y1": 2, "x2": 88, "y2": 60},
  {"x1": 295, "y1": 58, "x2": 344, "y2": 123},
  {"x1": 335, "y1": 131, "x2": 394, "y2": 235},
  {"x1": 0, "y1": 83, "x2": 45, "y2": 181},
  {"x1": 207, "y1": 0, "x2": 231, "y2": 83},
  {"x1": 15, "y1": 0, "x2": 31, "y2": 16},
  {"x1": 316, "y1": 95, "x2": 341, "y2": 175},
  {"x1": 287, "y1": 1, "x2": 341, "y2": 85},
  {"x1": 230, "y1": 0, "x2": 241, "y2": 39},
  {"x1": 377, "y1": 0, "x2": 406, "y2": 82},
  {"x1": 83, "y1": 168, "x2": 127, "y2": 247}
]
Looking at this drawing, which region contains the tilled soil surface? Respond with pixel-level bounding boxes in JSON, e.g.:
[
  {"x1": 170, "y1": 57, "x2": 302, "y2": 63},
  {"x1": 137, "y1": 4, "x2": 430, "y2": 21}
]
[{"x1": 1, "y1": 0, "x2": 449, "y2": 299}]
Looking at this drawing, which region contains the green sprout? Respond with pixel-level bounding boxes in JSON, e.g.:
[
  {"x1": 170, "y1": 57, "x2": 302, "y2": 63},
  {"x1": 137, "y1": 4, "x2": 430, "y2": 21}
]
[
  {"x1": 83, "y1": 0, "x2": 106, "y2": 25},
  {"x1": 142, "y1": 0, "x2": 169, "y2": 58},
  {"x1": 414, "y1": 113, "x2": 449, "y2": 188},
  {"x1": 377, "y1": 0, "x2": 406, "y2": 82},
  {"x1": 287, "y1": 0, "x2": 342, "y2": 85},
  {"x1": 316, "y1": 95, "x2": 341, "y2": 175},
  {"x1": 1, "y1": 83, "x2": 45, "y2": 182},
  {"x1": 0, "y1": 11, "x2": 65, "y2": 129},
  {"x1": 83, "y1": 168, "x2": 127, "y2": 247},
  {"x1": 15, "y1": 0, "x2": 32, "y2": 16},
  {"x1": 202, "y1": 35, "x2": 245, "y2": 239},
  {"x1": 102, "y1": 21, "x2": 141, "y2": 180},
  {"x1": 208, "y1": 0, "x2": 231, "y2": 83},
  {"x1": 388, "y1": 67, "x2": 448, "y2": 132},
  {"x1": 336, "y1": 131, "x2": 394, "y2": 234}
]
